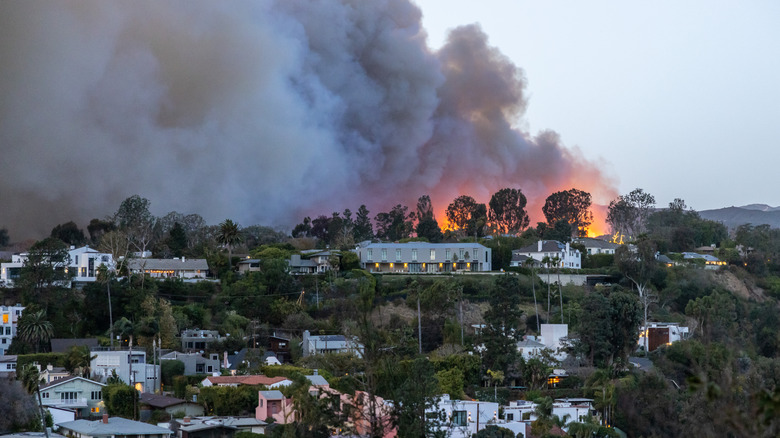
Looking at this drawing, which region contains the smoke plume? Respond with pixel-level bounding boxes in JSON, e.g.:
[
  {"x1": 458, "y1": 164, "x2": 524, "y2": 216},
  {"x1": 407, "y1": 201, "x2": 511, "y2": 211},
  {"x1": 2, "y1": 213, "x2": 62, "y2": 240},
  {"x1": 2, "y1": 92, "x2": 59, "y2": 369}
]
[{"x1": 0, "y1": 0, "x2": 615, "y2": 239}]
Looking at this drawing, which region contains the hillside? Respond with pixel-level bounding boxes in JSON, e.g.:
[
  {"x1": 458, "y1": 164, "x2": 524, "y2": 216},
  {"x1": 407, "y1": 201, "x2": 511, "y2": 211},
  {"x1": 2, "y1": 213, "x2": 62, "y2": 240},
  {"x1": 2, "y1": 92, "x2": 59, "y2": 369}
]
[{"x1": 698, "y1": 206, "x2": 780, "y2": 229}]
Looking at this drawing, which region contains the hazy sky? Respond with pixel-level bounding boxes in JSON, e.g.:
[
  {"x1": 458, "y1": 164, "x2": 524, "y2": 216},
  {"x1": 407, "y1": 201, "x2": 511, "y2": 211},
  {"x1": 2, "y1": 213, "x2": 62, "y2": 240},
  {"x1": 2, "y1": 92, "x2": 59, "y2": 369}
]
[{"x1": 415, "y1": 0, "x2": 780, "y2": 210}]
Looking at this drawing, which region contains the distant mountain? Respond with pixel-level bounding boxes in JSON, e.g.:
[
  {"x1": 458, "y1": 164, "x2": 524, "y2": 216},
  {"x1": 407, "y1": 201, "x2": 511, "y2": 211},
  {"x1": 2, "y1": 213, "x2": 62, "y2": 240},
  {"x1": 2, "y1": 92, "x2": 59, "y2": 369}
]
[
  {"x1": 698, "y1": 206, "x2": 780, "y2": 229},
  {"x1": 737, "y1": 204, "x2": 780, "y2": 212}
]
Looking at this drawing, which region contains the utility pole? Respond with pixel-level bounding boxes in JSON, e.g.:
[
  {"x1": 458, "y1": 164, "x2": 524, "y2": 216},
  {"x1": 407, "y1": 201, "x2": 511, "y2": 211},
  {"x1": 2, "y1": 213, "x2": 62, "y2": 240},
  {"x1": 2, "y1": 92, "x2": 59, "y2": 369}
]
[
  {"x1": 152, "y1": 337, "x2": 157, "y2": 394},
  {"x1": 417, "y1": 294, "x2": 422, "y2": 354}
]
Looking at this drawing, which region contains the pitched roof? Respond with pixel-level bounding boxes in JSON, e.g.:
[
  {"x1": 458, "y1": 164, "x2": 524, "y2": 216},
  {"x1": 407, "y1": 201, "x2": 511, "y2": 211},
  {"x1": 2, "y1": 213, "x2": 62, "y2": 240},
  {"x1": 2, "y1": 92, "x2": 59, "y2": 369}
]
[
  {"x1": 58, "y1": 417, "x2": 173, "y2": 436},
  {"x1": 204, "y1": 375, "x2": 290, "y2": 386},
  {"x1": 40, "y1": 376, "x2": 105, "y2": 391},
  {"x1": 573, "y1": 237, "x2": 620, "y2": 250},
  {"x1": 127, "y1": 258, "x2": 208, "y2": 271},
  {"x1": 305, "y1": 374, "x2": 329, "y2": 386},
  {"x1": 259, "y1": 390, "x2": 285, "y2": 399},
  {"x1": 139, "y1": 393, "x2": 190, "y2": 408},
  {"x1": 515, "y1": 240, "x2": 568, "y2": 253}
]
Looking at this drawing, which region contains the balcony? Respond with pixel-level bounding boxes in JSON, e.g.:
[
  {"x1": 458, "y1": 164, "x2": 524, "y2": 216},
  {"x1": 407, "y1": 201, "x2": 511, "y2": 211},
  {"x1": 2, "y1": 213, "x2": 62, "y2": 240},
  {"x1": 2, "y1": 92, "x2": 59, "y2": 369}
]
[{"x1": 43, "y1": 398, "x2": 89, "y2": 408}]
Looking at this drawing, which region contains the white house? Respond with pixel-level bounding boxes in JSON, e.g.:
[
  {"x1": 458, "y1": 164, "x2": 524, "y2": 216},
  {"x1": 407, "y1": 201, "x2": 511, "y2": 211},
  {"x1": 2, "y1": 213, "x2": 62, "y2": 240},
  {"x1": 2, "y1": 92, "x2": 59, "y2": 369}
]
[
  {"x1": 500, "y1": 398, "x2": 597, "y2": 432},
  {"x1": 0, "y1": 303, "x2": 24, "y2": 356},
  {"x1": 0, "y1": 354, "x2": 18, "y2": 377},
  {"x1": 354, "y1": 242, "x2": 492, "y2": 273},
  {"x1": 427, "y1": 394, "x2": 500, "y2": 438},
  {"x1": 573, "y1": 237, "x2": 620, "y2": 255},
  {"x1": 90, "y1": 348, "x2": 159, "y2": 393},
  {"x1": 511, "y1": 241, "x2": 581, "y2": 270},
  {"x1": 302, "y1": 330, "x2": 364, "y2": 358},
  {"x1": 0, "y1": 246, "x2": 114, "y2": 287}
]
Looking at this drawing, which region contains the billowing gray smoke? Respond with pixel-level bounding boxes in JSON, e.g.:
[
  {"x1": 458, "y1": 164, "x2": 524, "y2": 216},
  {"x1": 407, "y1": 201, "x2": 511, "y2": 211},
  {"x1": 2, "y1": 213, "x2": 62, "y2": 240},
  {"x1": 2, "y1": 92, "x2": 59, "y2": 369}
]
[{"x1": 0, "y1": 0, "x2": 614, "y2": 239}]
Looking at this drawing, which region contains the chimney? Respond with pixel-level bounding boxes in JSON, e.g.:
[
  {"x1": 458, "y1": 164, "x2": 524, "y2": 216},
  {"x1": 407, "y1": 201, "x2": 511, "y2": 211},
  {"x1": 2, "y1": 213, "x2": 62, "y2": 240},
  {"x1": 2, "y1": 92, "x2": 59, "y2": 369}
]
[
  {"x1": 47, "y1": 364, "x2": 53, "y2": 371},
  {"x1": 538, "y1": 240, "x2": 543, "y2": 252},
  {"x1": 183, "y1": 416, "x2": 191, "y2": 423},
  {"x1": 182, "y1": 256, "x2": 186, "y2": 262},
  {"x1": 313, "y1": 369, "x2": 318, "y2": 376},
  {"x1": 102, "y1": 413, "x2": 109, "y2": 424}
]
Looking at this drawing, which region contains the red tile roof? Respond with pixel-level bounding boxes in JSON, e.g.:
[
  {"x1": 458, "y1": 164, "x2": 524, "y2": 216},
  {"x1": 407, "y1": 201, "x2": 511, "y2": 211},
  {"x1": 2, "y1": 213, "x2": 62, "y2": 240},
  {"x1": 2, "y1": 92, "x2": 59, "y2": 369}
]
[{"x1": 205, "y1": 375, "x2": 290, "y2": 386}]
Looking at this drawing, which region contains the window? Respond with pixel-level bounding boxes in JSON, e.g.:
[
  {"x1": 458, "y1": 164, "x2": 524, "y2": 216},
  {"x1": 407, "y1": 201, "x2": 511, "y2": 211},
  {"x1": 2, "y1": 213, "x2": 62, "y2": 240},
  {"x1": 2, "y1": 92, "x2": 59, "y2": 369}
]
[
  {"x1": 259, "y1": 399, "x2": 264, "y2": 407},
  {"x1": 91, "y1": 391, "x2": 102, "y2": 400},
  {"x1": 506, "y1": 413, "x2": 514, "y2": 421},
  {"x1": 430, "y1": 249, "x2": 435, "y2": 261},
  {"x1": 412, "y1": 249, "x2": 417, "y2": 261},
  {"x1": 2, "y1": 338, "x2": 6, "y2": 344},
  {"x1": 2, "y1": 314, "x2": 7, "y2": 323},
  {"x1": 80, "y1": 267, "x2": 87, "y2": 277},
  {"x1": 42, "y1": 392, "x2": 49, "y2": 398},
  {"x1": 61, "y1": 392, "x2": 77, "y2": 401},
  {"x1": 473, "y1": 249, "x2": 479, "y2": 260},
  {"x1": 459, "y1": 248, "x2": 464, "y2": 259},
  {"x1": 452, "y1": 410, "x2": 468, "y2": 427},
  {"x1": 445, "y1": 249, "x2": 451, "y2": 260},
  {"x1": 522, "y1": 412, "x2": 531, "y2": 421},
  {"x1": 91, "y1": 407, "x2": 100, "y2": 413},
  {"x1": 6, "y1": 327, "x2": 11, "y2": 335},
  {"x1": 367, "y1": 249, "x2": 373, "y2": 260},
  {"x1": 381, "y1": 248, "x2": 387, "y2": 261},
  {"x1": 396, "y1": 249, "x2": 401, "y2": 261},
  {"x1": 75, "y1": 255, "x2": 79, "y2": 265}
]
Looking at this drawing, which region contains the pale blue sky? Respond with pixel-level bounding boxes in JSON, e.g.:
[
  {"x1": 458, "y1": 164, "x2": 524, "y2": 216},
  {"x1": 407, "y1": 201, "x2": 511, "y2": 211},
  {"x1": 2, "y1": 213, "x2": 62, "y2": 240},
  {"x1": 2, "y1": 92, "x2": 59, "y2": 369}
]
[{"x1": 415, "y1": 0, "x2": 780, "y2": 210}]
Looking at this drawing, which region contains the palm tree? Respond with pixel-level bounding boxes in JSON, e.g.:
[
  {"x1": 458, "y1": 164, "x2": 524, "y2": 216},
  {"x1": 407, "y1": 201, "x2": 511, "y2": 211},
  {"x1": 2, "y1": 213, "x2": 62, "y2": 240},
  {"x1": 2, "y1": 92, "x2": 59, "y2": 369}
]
[
  {"x1": 20, "y1": 363, "x2": 50, "y2": 438},
  {"x1": 97, "y1": 264, "x2": 115, "y2": 347},
  {"x1": 18, "y1": 309, "x2": 54, "y2": 353},
  {"x1": 74, "y1": 345, "x2": 97, "y2": 378},
  {"x1": 552, "y1": 255, "x2": 563, "y2": 322},
  {"x1": 523, "y1": 258, "x2": 540, "y2": 333},
  {"x1": 217, "y1": 219, "x2": 243, "y2": 270},
  {"x1": 541, "y1": 256, "x2": 553, "y2": 316}
]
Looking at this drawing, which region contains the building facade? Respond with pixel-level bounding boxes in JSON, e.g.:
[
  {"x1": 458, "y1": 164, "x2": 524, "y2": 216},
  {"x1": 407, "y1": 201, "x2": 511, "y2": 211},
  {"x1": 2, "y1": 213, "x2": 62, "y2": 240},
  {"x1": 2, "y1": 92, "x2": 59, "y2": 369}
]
[
  {"x1": 354, "y1": 242, "x2": 492, "y2": 273},
  {"x1": 1, "y1": 246, "x2": 114, "y2": 288},
  {"x1": 511, "y1": 240, "x2": 581, "y2": 270},
  {"x1": 90, "y1": 348, "x2": 159, "y2": 393},
  {"x1": 0, "y1": 304, "x2": 23, "y2": 356},
  {"x1": 40, "y1": 376, "x2": 106, "y2": 419}
]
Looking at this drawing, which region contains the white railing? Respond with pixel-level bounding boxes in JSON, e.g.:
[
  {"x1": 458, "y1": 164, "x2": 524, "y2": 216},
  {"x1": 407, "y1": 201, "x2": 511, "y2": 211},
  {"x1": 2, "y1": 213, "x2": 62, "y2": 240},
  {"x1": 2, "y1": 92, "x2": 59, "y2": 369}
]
[{"x1": 44, "y1": 398, "x2": 89, "y2": 407}]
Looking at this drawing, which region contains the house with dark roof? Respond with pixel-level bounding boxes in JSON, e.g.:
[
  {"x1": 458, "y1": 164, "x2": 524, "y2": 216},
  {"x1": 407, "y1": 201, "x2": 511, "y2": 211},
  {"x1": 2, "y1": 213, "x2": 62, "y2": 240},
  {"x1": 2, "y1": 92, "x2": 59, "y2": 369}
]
[
  {"x1": 139, "y1": 393, "x2": 204, "y2": 420},
  {"x1": 127, "y1": 257, "x2": 209, "y2": 280}
]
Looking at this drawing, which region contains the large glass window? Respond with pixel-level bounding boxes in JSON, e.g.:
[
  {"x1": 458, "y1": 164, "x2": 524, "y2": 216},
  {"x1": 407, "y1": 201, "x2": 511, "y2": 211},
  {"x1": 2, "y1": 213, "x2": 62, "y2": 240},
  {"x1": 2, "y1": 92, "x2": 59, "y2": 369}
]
[
  {"x1": 367, "y1": 249, "x2": 372, "y2": 260},
  {"x1": 446, "y1": 249, "x2": 451, "y2": 260},
  {"x1": 430, "y1": 249, "x2": 436, "y2": 261},
  {"x1": 412, "y1": 249, "x2": 418, "y2": 261},
  {"x1": 396, "y1": 249, "x2": 402, "y2": 261},
  {"x1": 452, "y1": 410, "x2": 468, "y2": 427},
  {"x1": 381, "y1": 249, "x2": 387, "y2": 261}
]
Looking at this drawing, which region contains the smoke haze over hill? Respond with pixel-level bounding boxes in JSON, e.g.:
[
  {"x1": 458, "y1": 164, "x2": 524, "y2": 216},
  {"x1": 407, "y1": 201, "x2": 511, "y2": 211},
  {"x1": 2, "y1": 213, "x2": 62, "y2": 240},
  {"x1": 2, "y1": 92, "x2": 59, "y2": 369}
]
[{"x1": 0, "y1": 0, "x2": 615, "y2": 239}]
